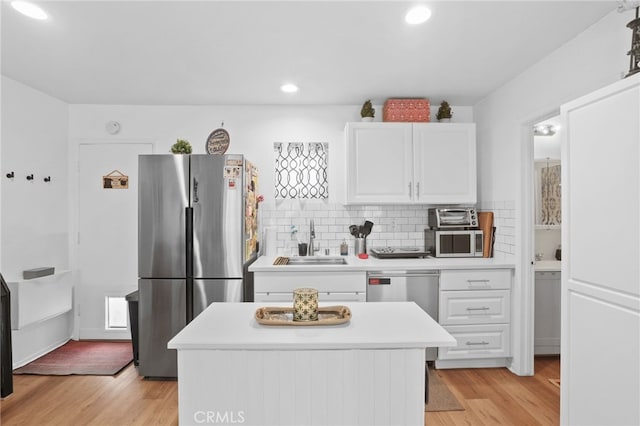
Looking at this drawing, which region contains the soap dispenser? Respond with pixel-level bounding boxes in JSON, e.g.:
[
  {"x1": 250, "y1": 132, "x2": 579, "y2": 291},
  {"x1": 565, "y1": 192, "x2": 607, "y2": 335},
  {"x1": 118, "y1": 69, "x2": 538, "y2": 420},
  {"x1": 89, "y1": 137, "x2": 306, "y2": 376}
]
[{"x1": 340, "y1": 239, "x2": 348, "y2": 256}]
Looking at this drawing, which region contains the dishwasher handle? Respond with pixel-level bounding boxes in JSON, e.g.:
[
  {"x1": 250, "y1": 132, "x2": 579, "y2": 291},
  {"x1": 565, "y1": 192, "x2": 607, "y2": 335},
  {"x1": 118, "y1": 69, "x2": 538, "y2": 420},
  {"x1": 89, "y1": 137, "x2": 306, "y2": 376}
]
[{"x1": 367, "y1": 270, "x2": 440, "y2": 278}]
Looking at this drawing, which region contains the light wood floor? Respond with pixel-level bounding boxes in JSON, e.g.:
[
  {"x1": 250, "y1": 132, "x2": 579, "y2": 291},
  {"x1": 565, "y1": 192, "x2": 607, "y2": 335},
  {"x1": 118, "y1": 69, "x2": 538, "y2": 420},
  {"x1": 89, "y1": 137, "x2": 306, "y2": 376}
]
[{"x1": 1, "y1": 356, "x2": 559, "y2": 425}]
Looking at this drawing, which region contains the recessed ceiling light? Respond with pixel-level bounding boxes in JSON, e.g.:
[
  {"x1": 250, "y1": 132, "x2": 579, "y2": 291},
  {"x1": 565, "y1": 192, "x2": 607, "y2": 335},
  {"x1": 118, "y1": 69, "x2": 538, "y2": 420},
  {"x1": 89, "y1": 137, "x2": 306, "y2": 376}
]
[
  {"x1": 280, "y1": 83, "x2": 299, "y2": 93},
  {"x1": 11, "y1": 1, "x2": 48, "y2": 20},
  {"x1": 405, "y1": 5, "x2": 431, "y2": 25}
]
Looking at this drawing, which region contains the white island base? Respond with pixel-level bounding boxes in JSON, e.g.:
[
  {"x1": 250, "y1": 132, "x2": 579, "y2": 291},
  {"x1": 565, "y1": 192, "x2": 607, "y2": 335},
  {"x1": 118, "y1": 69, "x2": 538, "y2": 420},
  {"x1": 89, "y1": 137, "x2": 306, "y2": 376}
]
[{"x1": 168, "y1": 302, "x2": 455, "y2": 426}]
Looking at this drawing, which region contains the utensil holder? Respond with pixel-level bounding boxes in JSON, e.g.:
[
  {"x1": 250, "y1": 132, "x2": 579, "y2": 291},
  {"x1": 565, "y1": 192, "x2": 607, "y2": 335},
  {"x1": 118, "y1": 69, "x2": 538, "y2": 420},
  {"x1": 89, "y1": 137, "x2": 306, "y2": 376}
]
[
  {"x1": 355, "y1": 238, "x2": 366, "y2": 255},
  {"x1": 297, "y1": 243, "x2": 308, "y2": 256}
]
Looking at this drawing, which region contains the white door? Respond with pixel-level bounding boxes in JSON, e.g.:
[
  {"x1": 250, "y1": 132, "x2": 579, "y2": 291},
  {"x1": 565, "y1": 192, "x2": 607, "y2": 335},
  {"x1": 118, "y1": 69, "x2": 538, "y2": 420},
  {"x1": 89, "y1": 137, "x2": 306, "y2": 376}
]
[
  {"x1": 561, "y1": 76, "x2": 640, "y2": 425},
  {"x1": 78, "y1": 142, "x2": 153, "y2": 339},
  {"x1": 345, "y1": 122, "x2": 413, "y2": 204},
  {"x1": 413, "y1": 123, "x2": 477, "y2": 204}
]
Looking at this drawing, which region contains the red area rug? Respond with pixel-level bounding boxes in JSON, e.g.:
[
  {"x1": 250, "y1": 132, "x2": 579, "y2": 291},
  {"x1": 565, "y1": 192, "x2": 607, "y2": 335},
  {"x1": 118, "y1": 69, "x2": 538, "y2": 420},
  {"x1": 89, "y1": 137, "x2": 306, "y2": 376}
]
[{"x1": 13, "y1": 340, "x2": 133, "y2": 376}]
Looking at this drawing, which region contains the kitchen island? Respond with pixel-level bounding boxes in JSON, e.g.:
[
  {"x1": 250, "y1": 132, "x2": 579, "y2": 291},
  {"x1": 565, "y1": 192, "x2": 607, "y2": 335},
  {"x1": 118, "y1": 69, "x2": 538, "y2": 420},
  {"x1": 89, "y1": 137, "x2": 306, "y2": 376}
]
[{"x1": 168, "y1": 301, "x2": 455, "y2": 426}]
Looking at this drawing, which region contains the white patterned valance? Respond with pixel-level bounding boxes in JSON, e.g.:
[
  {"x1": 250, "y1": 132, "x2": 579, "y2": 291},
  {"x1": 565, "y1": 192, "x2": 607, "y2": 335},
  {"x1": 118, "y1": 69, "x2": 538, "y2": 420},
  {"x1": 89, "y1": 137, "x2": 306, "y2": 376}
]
[{"x1": 274, "y1": 142, "x2": 328, "y2": 199}]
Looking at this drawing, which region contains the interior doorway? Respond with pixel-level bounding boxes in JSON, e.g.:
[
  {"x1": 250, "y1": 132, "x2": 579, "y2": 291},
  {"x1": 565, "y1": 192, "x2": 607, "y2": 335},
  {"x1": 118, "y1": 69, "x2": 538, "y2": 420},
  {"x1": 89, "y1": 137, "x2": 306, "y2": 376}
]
[{"x1": 531, "y1": 116, "x2": 561, "y2": 357}]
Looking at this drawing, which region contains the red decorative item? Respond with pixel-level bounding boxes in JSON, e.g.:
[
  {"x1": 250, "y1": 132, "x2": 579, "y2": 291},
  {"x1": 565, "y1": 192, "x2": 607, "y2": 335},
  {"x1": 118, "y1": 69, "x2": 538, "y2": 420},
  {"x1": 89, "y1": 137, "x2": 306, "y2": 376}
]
[
  {"x1": 358, "y1": 253, "x2": 369, "y2": 259},
  {"x1": 383, "y1": 98, "x2": 430, "y2": 122}
]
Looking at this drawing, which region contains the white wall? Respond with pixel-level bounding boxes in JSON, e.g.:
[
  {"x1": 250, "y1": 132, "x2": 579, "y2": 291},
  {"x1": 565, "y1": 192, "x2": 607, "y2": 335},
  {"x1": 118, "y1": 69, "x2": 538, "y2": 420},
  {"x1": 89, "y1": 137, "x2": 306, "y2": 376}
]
[
  {"x1": 68, "y1": 104, "x2": 472, "y2": 334},
  {"x1": 474, "y1": 8, "x2": 630, "y2": 376},
  {"x1": 1, "y1": 76, "x2": 73, "y2": 366}
]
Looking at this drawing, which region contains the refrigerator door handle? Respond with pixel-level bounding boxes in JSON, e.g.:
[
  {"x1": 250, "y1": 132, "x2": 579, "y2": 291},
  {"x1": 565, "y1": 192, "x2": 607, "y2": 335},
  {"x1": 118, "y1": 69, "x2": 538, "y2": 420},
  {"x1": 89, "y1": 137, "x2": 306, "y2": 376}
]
[{"x1": 193, "y1": 178, "x2": 199, "y2": 203}]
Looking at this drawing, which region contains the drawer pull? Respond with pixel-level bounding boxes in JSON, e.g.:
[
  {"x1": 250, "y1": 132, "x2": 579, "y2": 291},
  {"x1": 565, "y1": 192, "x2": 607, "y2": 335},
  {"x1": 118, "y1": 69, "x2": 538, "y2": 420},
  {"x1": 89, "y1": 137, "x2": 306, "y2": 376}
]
[
  {"x1": 466, "y1": 307, "x2": 490, "y2": 311},
  {"x1": 465, "y1": 341, "x2": 489, "y2": 346},
  {"x1": 466, "y1": 279, "x2": 491, "y2": 288}
]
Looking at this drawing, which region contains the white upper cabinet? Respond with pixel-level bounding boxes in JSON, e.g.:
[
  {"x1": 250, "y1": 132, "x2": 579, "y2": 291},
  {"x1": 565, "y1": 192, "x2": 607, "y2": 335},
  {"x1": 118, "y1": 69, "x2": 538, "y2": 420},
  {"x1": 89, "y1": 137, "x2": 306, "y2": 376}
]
[
  {"x1": 345, "y1": 122, "x2": 414, "y2": 203},
  {"x1": 413, "y1": 123, "x2": 476, "y2": 204},
  {"x1": 345, "y1": 122, "x2": 476, "y2": 204}
]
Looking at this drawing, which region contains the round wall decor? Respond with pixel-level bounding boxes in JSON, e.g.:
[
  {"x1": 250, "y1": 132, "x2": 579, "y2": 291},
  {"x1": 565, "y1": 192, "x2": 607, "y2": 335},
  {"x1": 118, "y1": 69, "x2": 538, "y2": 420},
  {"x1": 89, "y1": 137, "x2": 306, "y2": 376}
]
[{"x1": 206, "y1": 127, "x2": 230, "y2": 154}]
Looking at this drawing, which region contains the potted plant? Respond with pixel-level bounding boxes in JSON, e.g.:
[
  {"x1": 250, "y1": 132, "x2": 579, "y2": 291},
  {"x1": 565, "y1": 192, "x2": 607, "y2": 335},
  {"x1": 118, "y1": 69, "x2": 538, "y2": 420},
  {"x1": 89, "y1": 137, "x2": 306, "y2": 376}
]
[
  {"x1": 436, "y1": 101, "x2": 452, "y2": 122},
  {"x1": 170, "y1": 139, "x2": 192, "y2": 154},
  {"x1": 360, "y1": 100, "x2": 375, "y2": 122}
]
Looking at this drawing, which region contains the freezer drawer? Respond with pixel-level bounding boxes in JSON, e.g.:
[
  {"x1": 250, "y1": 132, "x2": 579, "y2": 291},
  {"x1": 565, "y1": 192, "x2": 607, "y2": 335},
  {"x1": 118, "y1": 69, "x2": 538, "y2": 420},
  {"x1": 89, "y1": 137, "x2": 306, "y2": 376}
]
[{"x1": 139, "y1": 279, "x2": 186, "y2": 378}]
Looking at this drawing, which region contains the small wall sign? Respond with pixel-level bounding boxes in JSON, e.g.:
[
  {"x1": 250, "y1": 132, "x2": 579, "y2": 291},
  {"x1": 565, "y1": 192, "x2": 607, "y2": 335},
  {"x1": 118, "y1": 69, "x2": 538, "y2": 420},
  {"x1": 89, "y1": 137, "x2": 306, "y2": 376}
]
[
  {"x1": 206, "y1": 126, "x2": 230, "y2": 155},
  {"x1": 103, "y1": 170, "x2": 129, "y2": 189}
]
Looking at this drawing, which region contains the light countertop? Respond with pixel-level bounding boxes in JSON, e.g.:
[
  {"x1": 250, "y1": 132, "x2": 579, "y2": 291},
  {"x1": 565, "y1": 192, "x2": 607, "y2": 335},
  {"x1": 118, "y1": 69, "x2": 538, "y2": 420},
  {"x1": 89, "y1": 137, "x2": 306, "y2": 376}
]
[
  {"x1": 535, "y1": 260, "x2": 561, "y2": 272},
  {"x1": 168, "y1": 302, "x2": 456, "y2": 351},
  {"x1": 249, "y1": 254, "x2": 515, "y2": 272}
]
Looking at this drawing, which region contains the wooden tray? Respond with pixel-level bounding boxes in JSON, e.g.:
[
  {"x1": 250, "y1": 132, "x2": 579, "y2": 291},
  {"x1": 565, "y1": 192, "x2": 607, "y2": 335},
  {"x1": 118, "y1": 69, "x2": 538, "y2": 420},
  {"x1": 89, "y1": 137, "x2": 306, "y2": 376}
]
[
  {"x1": 273, "y1": 256, "x2": 289, "y2": 265},
  {"x1": 255, "y1": 306, "x2": 351, "y2": 326}
]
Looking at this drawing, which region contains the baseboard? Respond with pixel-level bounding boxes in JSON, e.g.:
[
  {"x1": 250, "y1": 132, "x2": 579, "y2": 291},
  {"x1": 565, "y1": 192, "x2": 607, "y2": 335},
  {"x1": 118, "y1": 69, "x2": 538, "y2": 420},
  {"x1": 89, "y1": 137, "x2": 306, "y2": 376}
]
[
  {"x1": 13, "y1": 337, "x2": 70, "y2": 369},
  {"x1": 79, "y1": 327, "x2": 132, "y2": 341},
  {"x1": 534, "y1": 346, "x2": 560, "y2": 355},
  {"x1": 435, "y1": 357, "x2": 510, "y2": 369}
]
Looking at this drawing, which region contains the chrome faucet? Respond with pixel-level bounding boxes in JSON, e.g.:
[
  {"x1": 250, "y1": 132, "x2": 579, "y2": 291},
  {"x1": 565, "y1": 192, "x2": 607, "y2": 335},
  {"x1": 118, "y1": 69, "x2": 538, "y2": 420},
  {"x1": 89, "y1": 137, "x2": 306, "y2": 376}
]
[{"x1": 309, "y1": 219, "x2": 316, "y2": 256}]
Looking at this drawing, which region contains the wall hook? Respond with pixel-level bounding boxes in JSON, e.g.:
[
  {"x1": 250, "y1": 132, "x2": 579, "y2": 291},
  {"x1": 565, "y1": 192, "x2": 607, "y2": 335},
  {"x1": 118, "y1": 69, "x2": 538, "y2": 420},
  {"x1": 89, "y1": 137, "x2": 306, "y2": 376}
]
[
  {"x1": 44, "y1": 176, "x2": 51, "y2": 182},
  {"x1": 6, "y1": 171, "x2": 14, "y2": 179},
  {"x1": 26, "y1": 174, "x2": 34, "y2": 181}
]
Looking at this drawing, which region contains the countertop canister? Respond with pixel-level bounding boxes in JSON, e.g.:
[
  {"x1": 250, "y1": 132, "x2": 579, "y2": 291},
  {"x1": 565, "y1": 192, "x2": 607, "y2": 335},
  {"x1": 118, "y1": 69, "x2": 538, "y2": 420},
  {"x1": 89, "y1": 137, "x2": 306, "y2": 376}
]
[{"x1": 293, "y1": 288, "x2": 319, "y2": 321}]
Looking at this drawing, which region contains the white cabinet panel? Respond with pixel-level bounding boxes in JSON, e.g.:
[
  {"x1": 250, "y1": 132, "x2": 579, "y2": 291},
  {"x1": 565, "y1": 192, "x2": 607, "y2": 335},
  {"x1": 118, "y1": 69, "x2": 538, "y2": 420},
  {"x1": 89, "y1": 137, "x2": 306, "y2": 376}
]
[
  {"x1": 567, "y1": 87, "x2": 640, "y2": 297},
  {"x1": 440, "y1": 269, "x2": 511, "y2": 290},
  {"x1": 254, "y1": 271, "x2": 366, "y2": 303},
  {"x1": 561, "y1": 75, "x2": 640, "y2": 425},
  {"x1": 8, "y1": 271, "x2": 72, "y2": 330},
  {"x1": 345, "y1": 122, "x2": 476, "y2": 204},
  {"x1": 413, "y1": 123, "x2": 476, "y2": 204},
  {"x1": 438, "y1": 268, "x2": 512, "y2": 367},
  {"x1": 437, "y1": 324, "x2": 510, "y2": 360},
  {"x1": 440, "y1": 289, "x2": 510, "y2": 325},
  {"x1": 255, "y1": 291, "x2": 365, "y2": 303},
  {"x1": 534, "y1": 271, "x2": 561, "y2": 355},
  {"x1": 566, "y1": 289, "x2": 639, "y2": 426},
  {"x1": 346, "y1": 123, "x2": 413, "y2": 204}
]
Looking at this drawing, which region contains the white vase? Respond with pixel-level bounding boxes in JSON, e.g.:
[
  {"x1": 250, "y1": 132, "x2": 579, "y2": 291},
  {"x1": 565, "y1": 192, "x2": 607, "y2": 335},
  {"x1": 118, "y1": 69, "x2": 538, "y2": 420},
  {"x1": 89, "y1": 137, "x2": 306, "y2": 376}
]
[{"x1": 361, "y1": 117, "x2": 374, "y2": 122}]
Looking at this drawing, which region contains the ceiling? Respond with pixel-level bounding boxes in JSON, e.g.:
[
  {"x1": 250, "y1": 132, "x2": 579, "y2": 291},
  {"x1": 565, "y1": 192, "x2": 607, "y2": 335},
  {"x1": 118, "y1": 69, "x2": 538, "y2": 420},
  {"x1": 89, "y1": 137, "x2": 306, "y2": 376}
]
[{"x1": 1, "y1": 1, "x2": 617, "y2": 106}]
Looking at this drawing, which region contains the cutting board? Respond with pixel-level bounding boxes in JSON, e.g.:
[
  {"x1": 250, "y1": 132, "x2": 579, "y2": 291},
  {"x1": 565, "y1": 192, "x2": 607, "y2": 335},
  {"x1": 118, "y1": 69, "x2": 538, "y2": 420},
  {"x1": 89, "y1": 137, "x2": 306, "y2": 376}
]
[{"x1": 478, "y1": 212, "x2": 494, "y2": 258}]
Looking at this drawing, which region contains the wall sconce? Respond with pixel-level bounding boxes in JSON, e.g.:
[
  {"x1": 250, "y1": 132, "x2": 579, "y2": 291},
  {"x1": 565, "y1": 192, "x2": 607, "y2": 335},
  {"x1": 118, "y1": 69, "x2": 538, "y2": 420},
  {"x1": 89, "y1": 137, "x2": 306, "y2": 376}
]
[
  {"x1": 44, "y1": 176, "x2": 51, "y2": 182},
  {"x1": 533, "y1": 124, "x2": 557, "y2": 136},
  {"x1": 6, "y1": 171, "x2": 15, "y2": 179},
  {"x1": 26, "y1": 174, "x2": 34, "y2": 181}
]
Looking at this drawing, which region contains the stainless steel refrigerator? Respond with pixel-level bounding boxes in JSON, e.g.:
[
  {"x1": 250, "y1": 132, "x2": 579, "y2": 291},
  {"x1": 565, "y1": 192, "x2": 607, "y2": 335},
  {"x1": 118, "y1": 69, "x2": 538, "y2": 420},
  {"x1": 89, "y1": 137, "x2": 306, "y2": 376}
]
[{"x1": 138, "y1": 154, "x2": 259, "y2": 378}]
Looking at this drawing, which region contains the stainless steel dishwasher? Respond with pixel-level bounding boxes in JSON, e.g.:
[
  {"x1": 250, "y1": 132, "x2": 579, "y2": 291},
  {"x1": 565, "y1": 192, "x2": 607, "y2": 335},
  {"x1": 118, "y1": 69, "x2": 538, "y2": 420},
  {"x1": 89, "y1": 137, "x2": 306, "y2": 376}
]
[{"x1": 366, "y1": 270, "x2": 440, "y2": 361}]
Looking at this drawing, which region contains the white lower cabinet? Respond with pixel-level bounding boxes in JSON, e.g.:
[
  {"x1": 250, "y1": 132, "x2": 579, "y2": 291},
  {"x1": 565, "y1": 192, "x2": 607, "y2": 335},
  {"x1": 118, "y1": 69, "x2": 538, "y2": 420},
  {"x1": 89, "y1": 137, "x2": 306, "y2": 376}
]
[
  {"x1": 254, "y1": 271, "x2": 366, "y2": 303},
  {"x1": 534, "y1": 271, "x2": 561, "y2": 355},
  {"x1": 437, "y1": 324, "x2": 510, "y2": 359},
  {"x1": 436, "y1": 269, "x2": 512, "y2": 369}
]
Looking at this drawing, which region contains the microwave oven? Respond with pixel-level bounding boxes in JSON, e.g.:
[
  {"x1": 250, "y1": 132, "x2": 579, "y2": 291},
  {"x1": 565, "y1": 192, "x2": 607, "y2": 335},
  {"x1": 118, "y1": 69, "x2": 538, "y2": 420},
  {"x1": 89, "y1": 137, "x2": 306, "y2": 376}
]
[{"x1": 425, "y1": 229, "x2": 484, "y2": 258}]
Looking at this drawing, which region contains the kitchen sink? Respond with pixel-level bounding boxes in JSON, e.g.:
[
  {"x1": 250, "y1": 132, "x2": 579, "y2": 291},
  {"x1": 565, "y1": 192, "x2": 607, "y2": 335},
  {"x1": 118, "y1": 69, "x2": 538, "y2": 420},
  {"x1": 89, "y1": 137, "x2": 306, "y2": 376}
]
[{"x1": 286, "y1": 256, "x2": 347, "y2": 265}]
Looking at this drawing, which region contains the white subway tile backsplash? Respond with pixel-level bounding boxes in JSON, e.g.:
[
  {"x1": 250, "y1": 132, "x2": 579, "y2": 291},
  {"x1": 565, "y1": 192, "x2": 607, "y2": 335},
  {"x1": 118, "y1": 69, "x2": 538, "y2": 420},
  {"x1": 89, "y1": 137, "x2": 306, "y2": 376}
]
[{"x1": 262, "y1": 200, "x2": 517, "y2": 256}]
